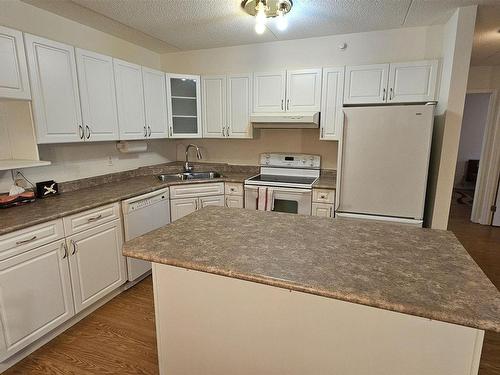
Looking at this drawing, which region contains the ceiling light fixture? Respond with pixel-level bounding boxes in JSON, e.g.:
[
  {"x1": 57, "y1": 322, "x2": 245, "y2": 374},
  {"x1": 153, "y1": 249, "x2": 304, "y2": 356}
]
[{"x1": 241, "y1": 0, "x2": 293, "y2": 34}]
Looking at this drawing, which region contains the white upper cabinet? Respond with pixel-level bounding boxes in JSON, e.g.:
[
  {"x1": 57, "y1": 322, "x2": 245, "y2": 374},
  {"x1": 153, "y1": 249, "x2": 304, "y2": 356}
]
[
  {"x1": 113, "y1": 59, "x2": 147, "y2": 140},
  {"x1": 286, "y1": 69, "x2": 322, "y2": 112},
  {"x1": 202, "y1": 75, "x2": 226, "y2": 138},
  {"x1": 344, "y1": 60, "x2": 439, "y2": 104},
  {"x1": 167, "y1": 73, "x2": 202, "y2": 138},
  {"x1": 142, "y1": 67, "x2": 169, "y2": 139},
  {"x1": 25, "y1": 34, "x2": 83, "y2": 144},
  {"x1": 0, "y1": 26, "x2": 30, "y2": 100},
  {"x1": 344, "y1": 64, "x2": 390, "y2": 104},
  {"x1": 320, "y1": 67, "x2": 345, "y2": 141},
  {"x1": 227, "y1": 73, "x2": 252, "y2": 139},
  {"x1": 253, "y1": 71, "x2": 286, "y2": 113},
  {"x1": 76, "y1": 48, "x2": 119, "y2": 142},
  {"x1": 387, "y1": 60, "x2": 438, "y2": 103}
]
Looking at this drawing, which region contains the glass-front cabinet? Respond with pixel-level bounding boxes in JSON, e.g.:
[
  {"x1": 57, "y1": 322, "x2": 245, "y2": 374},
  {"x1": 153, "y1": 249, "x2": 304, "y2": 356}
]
[{"x1": 166, "y1": 73, "x2": 202, "y2": 138}]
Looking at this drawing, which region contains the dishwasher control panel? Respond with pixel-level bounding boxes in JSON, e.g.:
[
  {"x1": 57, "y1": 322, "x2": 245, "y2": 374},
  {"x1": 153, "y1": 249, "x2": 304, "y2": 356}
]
[{"x1": 123, "y1": 188, "x2": 169, "y2": 213}]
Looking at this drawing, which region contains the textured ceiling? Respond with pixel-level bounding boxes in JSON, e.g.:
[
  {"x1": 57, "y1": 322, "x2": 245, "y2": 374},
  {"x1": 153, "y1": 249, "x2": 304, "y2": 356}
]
[{"x1": 22, "y1": 0, "x2": 500, "y2": 65}]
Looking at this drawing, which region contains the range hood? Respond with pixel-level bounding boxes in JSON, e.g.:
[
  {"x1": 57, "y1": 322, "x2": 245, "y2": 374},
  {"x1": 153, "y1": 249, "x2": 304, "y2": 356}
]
[{"x1": 250, "y1": 112, "x2": 320, "y2": 129}]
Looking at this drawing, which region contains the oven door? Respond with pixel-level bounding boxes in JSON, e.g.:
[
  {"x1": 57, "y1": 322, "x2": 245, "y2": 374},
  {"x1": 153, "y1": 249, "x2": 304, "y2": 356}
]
[{"x1": 244, "y1": 185, "x2": 312, "y2": 215}]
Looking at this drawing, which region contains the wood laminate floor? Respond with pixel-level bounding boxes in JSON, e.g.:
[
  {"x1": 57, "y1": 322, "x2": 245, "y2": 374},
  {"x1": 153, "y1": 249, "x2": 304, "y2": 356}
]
[{"x1": 4, "y1": 201, "x2": 499, "y2": 374}]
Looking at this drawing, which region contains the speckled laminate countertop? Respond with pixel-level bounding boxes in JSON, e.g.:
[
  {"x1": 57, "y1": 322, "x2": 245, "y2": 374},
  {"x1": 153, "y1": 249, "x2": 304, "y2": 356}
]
[
  {"x1": 0, "y1": 172, "x2": 250, "y2": 236},
  {"x1": 123, "y1": 206, "x2": 500, "y2": 333}
]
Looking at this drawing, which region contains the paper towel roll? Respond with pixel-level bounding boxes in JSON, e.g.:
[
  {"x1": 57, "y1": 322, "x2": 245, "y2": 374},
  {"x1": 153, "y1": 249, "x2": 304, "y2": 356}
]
[{"x1": 116, "y1": 141, "x2": 148, "y2": 153}]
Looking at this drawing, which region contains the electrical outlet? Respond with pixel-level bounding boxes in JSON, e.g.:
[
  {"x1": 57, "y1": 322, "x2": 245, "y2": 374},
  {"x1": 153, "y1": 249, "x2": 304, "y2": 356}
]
[{"x1": 107, "y1": 156, "x2": 113, "y2": 166}]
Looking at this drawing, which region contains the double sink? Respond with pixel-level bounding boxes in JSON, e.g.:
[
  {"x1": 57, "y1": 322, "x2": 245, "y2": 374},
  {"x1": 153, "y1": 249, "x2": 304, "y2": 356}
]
[{"x1": 157, "y1": 171, "x2": 222, "y2": 182}]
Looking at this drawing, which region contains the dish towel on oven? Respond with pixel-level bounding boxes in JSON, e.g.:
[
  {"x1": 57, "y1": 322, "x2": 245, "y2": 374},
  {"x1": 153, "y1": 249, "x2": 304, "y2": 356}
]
[{"x1": 256, "y1": 187, "x2": 274, "y2": 211}]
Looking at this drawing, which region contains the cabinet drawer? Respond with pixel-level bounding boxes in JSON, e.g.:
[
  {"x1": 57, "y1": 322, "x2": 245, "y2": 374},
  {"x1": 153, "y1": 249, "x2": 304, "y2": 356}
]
[
  {"x1": 312, "y1": 189, "x2": 335, "y2": 204},
  {"x1": 0, "y1": 219, "x2": 64, "y2": 261},
  {"x1": 225, "y1": 182, "x2": 243, "y2": 196},
  {"x1": 312, "y1": 203, "x2": 334, "y2": 218},
  {"x1": 170, "y1": 182, "x2": 224, "y2": 199},
  {"x1": 63, "y1": 203, "x2": 120, "y2": 236}
]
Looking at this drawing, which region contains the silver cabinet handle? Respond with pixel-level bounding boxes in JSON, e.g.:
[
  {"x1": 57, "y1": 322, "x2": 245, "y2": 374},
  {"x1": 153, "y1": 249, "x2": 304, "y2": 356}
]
[
  {"x1": 144, "y1": 126, "x2": 147, "y2": 137},
  {"x1": 79, "y1": 125, "x2": 84, "y2": 139},
  {"x1": 281, "y1": 99, "x2": 284, "y2": 111},
  {"x1": 16, "y1": 235, "x2": 37, "y2": 245},
  {"x1": 169, "y1": 126, "x2": 173, "y2": 137},
  {"x1": 85, "y1": 125, "x2": 91, "y2": 140},
  {"x1": 286, "y1": 99, "x2": 290, "y2": 111},
  {"x1": 382, "y1": 88, "x2": 386, "y2": 101},
  {"x1": 225, "y1": 196, "x2": 229, "y2": 208},
  {"x1": 195, "y1": 200, "x2": 198, "y2": 210},
  {"x1": 321, "y1": 127, "x2": 324, "y2": 139},
  {"x1": 222, "y1": 126, "x2": 225, "y2": 137},
  {"x1": 70, "y1": 239, "x2": 77, "y2": 255},
  {"x1": 62, "y1": 242, "x2": 68, "y2": 259},
  {"x1": 87, "y1": 214, "x2": 102, "y2": 222},
  {"x1": 329, "y1": 206, "x2": 333, "y2": 218},
  {"x1": 226, "y1": 126, "x2": 230, "y2": 137},
  {"x1": 148, "y1": 126, "x2": 152, "y2": 137},
  {"x1": 389, "y1": 88, "x2": 393, "y2": 101}
]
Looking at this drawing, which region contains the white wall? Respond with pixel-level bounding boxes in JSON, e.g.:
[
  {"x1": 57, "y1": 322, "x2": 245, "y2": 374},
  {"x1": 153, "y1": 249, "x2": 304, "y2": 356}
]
[
  {"x1": 454, "y1": 93, "x2": 491, "y2": 186},
  {"x1": 424, "y1": 6, "x2": 477, "y2": 229},
  {"x1": 161, "y1": 25, "x2": 443, "y2": 169}
]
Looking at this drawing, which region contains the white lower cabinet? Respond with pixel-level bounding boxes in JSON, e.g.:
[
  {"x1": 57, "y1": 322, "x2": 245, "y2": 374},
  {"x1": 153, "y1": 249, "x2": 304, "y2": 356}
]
[
  {"x1": 66, "y1": 219, "x2": 126, "y2": 313},
  {"x1": 225, "y1": 195, "x2": 243, "y2": 208},
  {"x1": 170, "y1": 197, "x2": 198, "y2": 221},
  {"x1": 312, "y1": 203, "x2": 334, "y2": 218},
  {"x1": 0, "y1": 239, "x2": 74, "y2": 361},
  {"x1": 170, "y1": 195, "x2": 225, "y2": 221}
]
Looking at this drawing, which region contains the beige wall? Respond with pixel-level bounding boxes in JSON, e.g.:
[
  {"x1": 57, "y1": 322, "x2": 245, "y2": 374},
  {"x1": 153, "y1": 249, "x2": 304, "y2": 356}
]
[
  {"x1": 161, "y1": 26, "x2": 443, "y2": 169},
  {"x1": 425, "y1": 6, "x2": 477, "y2": 229}
]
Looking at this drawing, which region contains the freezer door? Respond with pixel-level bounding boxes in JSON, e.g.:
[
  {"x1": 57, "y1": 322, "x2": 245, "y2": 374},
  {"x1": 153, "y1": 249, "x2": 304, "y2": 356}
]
[{"x1": 338, "y1": 105, "x2": 433, "y2": 219}]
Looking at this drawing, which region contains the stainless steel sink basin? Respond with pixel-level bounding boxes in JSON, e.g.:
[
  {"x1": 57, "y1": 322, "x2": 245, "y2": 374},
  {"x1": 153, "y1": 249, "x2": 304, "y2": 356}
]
[{"x1": 157, "y1": 171, "x2": 222, "y2": 182}]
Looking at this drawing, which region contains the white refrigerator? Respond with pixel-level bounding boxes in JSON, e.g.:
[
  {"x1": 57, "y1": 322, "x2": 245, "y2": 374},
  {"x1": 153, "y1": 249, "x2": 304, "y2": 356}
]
[{"x1": 337, "y1": 105, "x2": 434, "y2": 225}]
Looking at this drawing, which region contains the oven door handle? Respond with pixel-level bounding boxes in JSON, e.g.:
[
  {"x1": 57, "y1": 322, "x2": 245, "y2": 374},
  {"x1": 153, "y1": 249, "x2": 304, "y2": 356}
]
[{"x1": 244, "y1": 185, "x2": 312, "y2": 194}]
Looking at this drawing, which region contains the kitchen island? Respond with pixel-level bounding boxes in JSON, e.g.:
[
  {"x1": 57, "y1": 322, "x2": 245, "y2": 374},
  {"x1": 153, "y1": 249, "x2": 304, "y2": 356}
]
[{"x1": 123, "y1": 207, "x2": 500, "y2": 375}]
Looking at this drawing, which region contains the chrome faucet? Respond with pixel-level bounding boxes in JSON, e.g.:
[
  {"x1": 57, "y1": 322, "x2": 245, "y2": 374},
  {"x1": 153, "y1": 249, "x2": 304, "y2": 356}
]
[{"x1": 184, "y1": 144, "x2": 202, "y2": 172}]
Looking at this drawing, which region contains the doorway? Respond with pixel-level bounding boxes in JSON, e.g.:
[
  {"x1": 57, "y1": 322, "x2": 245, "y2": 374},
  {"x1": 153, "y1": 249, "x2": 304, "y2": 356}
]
[{"x1": 452, "y1": 90, "x2": 500, "y2": 226}]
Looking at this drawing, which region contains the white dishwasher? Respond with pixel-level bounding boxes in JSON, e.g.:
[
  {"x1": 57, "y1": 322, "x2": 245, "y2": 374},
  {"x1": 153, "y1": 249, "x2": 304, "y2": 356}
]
[{"x1": 122, "y1": 188, "x2": 170, "y2": 281}]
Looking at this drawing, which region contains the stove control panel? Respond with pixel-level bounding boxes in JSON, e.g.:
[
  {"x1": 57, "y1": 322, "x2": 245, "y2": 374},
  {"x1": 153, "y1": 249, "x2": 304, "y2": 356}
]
[{"x1": 259, "y1": 153, "x2": 321, "y2": 169}]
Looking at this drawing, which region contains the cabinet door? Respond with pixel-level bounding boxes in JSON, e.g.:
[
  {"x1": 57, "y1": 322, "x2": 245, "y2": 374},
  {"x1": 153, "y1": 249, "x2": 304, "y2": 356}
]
[
  {"x1": 312, "y1": 203, "x2": 334, "y2": 218},
  {"x1": 286, "y1": 69, "x2": 322, "y2": 112},
  {"x1": 67, "y1": 220, "x2": 125, "y2": 313},
  {"x1": 0, "y1": 240, "x2": 74, "y2": 361},
  {"x1": 320, "y1": 67, "x2": 344, "y2": 141},
  {"x1": 253, "y1": 71, "x2": 286, "y2": 113},
  {"x1": 25, "y1": 34, "x2": 82, "y2": 144},
  {"x1": 76, "y1": 48, "x2": 119, "y2": 142},
  {"x1": 344, "y1": 64, "x2": 389, "y2": 104},
  {"x1": 225, "y1": 195, "x2": 243, "y2": 209},
  {"x1": 227, "y1": 73, "x2": 253, "y2": 139},
  {"x1": 0, "y1": 26, "x2": 30, "y2": 100},
  {"x1": 142, "y1": 67, "x2": 169, "y2": 139},
  {"x1": 114, "y1": 59, "x2": 147, "y2": 140},
  {"x1": 170, "y1": 197, "x2": 197, "y2": 221},
  {"x1": 199, "y1": 195, "x2": 225, "y2": 208},
  {"x1": 202, "y1": 75, "x2": 226, "y2": 138},
  {"x1": 167, "y1": 74, "x2": 202, "y2": 138},
  {"x1": 387, "y1": 60, "x2": 438, "y2": 103}
]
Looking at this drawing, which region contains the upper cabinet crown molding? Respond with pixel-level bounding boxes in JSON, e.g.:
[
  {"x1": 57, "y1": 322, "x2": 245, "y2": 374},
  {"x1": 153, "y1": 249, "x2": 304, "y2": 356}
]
[
  {"x1": 113, "y1": 58, "x2": 147, "y2": 140},
  {"x1": 24, "y1": 34, "x2": 83, "y2": 144},
  {"x1": 0, "y1": 25, "x2": 30, "y2": 100},
  {"x1": 166, "y1": 73, "x2": 202, "y2": 138},
  {"x1": 344, "y1": 60, "x2": 439, "y2": 105},
  {"x1": 142, "y1": 67, "x2": 169, "y2": 139},
  {"x1": 76, "y1": 48, "x2": 119, "y2": 142}
]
